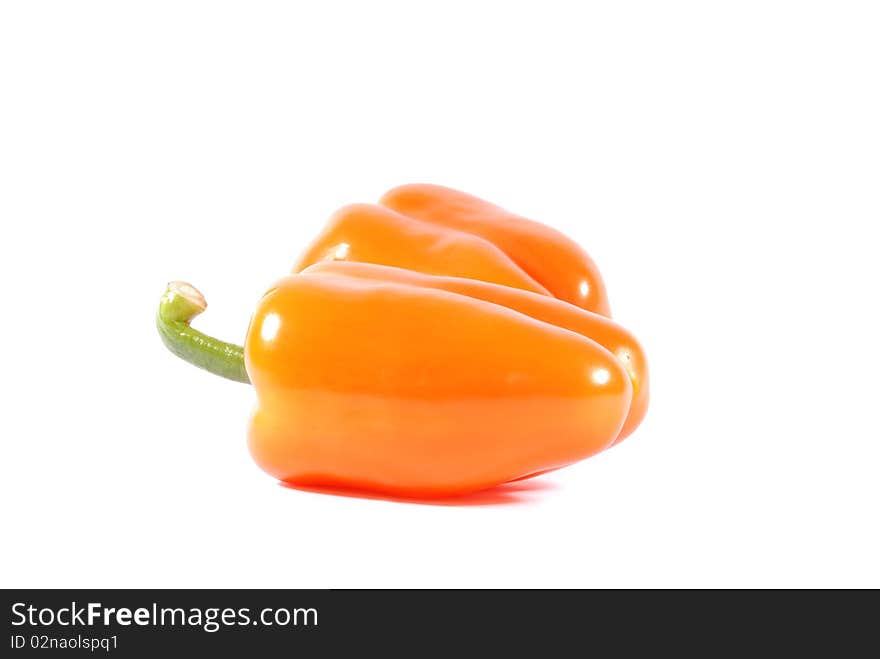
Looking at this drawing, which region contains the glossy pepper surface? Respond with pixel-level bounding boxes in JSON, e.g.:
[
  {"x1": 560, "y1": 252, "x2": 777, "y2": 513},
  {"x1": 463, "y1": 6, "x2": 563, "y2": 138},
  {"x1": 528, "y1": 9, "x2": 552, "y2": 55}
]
[
  {"x1": 245, "y1": 268, "x2": 632, "y2": 496},
  {"x1": 293, "y1": 202, "x2": 550, "y2": 296},
  {"x1": 157, "y1": 184, "x2": 648, "y2": 498},
  {"x1": 381, "y1": 184, "x2": 611, "y2": 315},
  {"x1": 301, "y1": 261, "x2": 648, "y2": 444}
]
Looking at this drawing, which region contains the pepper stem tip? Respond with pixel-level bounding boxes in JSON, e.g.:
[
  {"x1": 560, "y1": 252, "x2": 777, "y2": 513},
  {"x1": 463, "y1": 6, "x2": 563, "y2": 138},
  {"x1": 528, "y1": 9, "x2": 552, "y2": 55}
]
[{"x1": 156, "y1": 280, "x2": 250, "y2": 384}]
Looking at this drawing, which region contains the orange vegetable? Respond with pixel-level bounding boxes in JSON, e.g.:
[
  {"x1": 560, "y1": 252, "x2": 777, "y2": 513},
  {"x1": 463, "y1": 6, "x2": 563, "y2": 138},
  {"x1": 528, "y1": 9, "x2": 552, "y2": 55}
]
[{"x1": 156, "y1": 185, "x2": 647, "y2": 499}]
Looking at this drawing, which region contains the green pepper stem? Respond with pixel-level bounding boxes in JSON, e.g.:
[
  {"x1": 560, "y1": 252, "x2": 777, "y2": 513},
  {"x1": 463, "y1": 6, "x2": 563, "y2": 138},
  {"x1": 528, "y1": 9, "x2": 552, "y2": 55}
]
[{"x1": 156, "y1": 281, "x2": 250, "y2": 384}]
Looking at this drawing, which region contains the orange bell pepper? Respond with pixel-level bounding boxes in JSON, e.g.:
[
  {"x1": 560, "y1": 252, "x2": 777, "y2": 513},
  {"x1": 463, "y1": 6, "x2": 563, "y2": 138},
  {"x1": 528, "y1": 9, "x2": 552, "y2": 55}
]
[{"x1": 156, "y1": 186, "x2": 647, "y2": 498}]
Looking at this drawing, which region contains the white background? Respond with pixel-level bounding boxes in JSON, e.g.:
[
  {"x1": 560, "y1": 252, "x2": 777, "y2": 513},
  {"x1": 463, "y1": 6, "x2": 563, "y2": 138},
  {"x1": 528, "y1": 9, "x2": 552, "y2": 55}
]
[{"x1": 1, "y1": 1, "x2": 878, "y2": 588}]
